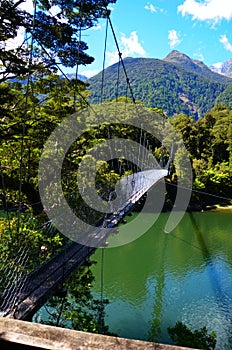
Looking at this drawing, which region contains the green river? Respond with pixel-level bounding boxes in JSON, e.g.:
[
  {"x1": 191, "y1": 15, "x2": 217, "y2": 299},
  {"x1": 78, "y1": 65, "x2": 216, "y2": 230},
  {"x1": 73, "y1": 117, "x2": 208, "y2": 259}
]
[{"x1": 91, "y1": 210, "x2": 232, "y2": 349}]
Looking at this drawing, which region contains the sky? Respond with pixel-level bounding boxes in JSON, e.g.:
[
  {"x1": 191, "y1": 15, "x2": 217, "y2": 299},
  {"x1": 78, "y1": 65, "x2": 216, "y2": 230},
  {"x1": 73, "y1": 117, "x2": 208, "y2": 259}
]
[
  {"x1": 77, "y1": 0, "x2": 232, "y2": 77},
  {"x1": 7, "y1": 0, "x2": 232, "y2": 78}
]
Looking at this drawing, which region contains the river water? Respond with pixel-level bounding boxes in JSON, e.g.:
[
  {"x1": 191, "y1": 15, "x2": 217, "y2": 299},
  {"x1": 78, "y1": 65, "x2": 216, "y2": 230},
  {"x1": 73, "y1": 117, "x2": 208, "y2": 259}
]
[{"x1": 91, "y1": 210, "x2": 232, "y2": 349}]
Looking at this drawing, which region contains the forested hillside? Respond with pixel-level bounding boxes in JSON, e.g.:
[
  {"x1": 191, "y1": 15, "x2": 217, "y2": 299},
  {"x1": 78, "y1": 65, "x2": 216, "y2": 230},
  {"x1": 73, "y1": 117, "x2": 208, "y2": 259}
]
[
  {"x1": 88, "y1": 52, "x2": 232, "y2": 119},
  {"x1": 0, "y1": 0, "x2": 117, "y2": 334},
  {"x1": 216, "y1": 83, "x2": 232, "y2": 109}
]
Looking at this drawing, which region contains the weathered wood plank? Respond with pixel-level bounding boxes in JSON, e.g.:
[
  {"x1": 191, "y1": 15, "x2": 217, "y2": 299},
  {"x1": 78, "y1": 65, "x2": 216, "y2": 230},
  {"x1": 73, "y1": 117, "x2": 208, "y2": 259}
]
[{"x1": 0, "y1": 317, "x2": 199, "y2": 350}]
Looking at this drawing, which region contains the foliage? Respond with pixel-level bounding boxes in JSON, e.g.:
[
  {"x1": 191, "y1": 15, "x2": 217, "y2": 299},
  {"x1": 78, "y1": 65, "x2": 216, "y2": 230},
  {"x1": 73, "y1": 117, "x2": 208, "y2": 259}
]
[
  {"x1": 168, "y1": 321, "x2": 216, "y2": 350},
  {"x1": 0, "y1": 211, "x2": 64, "y2": 294},
  {"x1": 88, "y1": 56, "x2": 232, "y2": 118},
  {"x1": 0, "y1": 0, "x2": 121, "y2": 337},
  {"x1": 0, "y1": 75, "x2": 90, "y2": 206},
  {"x1": 0, "y1": 0, "x2": 31, "y2": 82},
  {"x1": 40, "y1": 265, "x2": 112, "y2": 335},
  {"x1": 165, "y1": 106, "x2": 232, "y2": 204},
  {"x1": 215, "y1": 83, "x2": 232, "y2": 109},
  {"x1": 0, "y1": 7, "x2": 231, "y2": 335},
  {"x1": 0, "y1": 0, "x2": 116, "y2": 81}
]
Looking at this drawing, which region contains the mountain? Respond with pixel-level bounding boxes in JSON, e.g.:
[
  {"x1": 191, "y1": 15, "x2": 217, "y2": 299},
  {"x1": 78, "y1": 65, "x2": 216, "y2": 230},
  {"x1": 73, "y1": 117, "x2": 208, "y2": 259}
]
[
  {"x1": 62, "y1": 73, "x2": 88, "y2": 81},
  {"x1": 210, "y1": 57, "x2": 232, "y2": 77},
  {"x1": 9, "y1": 73, "x2": 88, "y2": 85},
  {"x1": 88, "y1": 50, "x2": 232, "y2": 119},
  {"x1": 164, "y1": 50, "x2": 228, "y2": 83}
]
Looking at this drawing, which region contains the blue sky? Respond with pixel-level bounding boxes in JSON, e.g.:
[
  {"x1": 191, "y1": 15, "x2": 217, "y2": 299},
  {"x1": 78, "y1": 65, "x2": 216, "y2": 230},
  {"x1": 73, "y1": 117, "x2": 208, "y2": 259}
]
[
  {"x1": 77, "y1": 0, "x2": 232, "y2": 77},
  {"x1": 10, "y1": 0, "x2": 232, "y2": 77}
]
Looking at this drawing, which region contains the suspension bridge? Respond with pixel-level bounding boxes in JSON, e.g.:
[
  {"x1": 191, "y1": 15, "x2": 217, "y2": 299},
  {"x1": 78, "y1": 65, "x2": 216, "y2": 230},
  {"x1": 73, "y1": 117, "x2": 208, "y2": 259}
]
[
  {"x1": 0, "y1": 167, "x2": 169, "y2": 320},
  {"x1": 0, "y1": 6, "x2": 172, "y2": 322}
]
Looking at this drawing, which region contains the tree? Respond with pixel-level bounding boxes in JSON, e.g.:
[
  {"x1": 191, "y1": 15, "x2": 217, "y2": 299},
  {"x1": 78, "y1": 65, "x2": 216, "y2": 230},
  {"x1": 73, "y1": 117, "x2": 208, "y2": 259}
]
[
  {"x1": 0, "y1": 211, "x2": 64, "y2": 294},
  {"x1": 170, "y1": 113, "x2": 196, "y2": 157},
  {"x1": 168, "y1": 321, "x2": 216, "y2": 350},
  {"x1": 0, "y1": 75, "x2": 89, "y2": 208},
  {"x1": 38, "y1": 265, "x2": 112, "y2": 335},
  {"x1": 0, "y1": 0, "x2": 116, "y2": 81},
  {"x1": 0, "y1": 0, "x2": 32, "y2": 82}
]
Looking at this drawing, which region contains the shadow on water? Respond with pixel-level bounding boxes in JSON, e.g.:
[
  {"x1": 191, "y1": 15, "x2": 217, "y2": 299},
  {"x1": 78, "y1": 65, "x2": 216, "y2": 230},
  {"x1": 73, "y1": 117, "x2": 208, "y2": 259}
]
[
  {"x1": 183, "y1": 213, "x2": 232, "y2": 348},
  {"x1": 189, "y1": 212, "x2": 228, "y2": 299},
  {"x1": 91, "y1": 210, "x2": 232, "y2": 349},
  {"x1": 147, "y1": 234, "x2": 167, "y2": 342}
]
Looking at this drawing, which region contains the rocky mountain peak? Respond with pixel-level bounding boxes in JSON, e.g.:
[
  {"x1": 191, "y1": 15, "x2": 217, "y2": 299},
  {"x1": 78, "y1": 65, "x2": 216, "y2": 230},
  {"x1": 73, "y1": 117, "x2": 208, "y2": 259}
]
[{"x1": 164, "y1": 50, "x2": 192, "y2": 64}]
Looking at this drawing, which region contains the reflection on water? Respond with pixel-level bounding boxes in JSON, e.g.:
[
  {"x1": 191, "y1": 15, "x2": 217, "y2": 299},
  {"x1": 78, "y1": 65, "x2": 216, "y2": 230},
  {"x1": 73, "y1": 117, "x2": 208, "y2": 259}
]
[{"x1": 91, "y1": 210, "x2": 232, "y2": 349}]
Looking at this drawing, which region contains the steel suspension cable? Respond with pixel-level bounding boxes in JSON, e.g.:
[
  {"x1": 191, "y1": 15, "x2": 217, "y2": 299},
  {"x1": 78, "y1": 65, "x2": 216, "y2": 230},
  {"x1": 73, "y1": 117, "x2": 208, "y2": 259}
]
[
  {"x1": 115, "y1": 58, "x2": 121, "y2": 102},
  {"x1": 107, "y1": 12, "x2": 136, "y2": 104},
  {"x1": 38, "y1": 41, "x2": 91, "y2": 109},
  {"x1": 99, "y1": 247, "x2": 105, "y2": 333},
  {"x1": 12, "y1": 0, "x2": 38, "y2": 317},
  {"x1": 17, "y1": 0, "x2": 37, "y2": 231},
  {"x1": 74, "y1": 0, "x2": 83, "y2": 112},
  {"x1": 100, "y1": 13, "x2": 109, "y2": 104},
  {"x1": 167, "y1": 182, "x2": 232, "y2": 202},
  {"x1": 0, "y1": 171, "x2": 11, "y2": 230}
]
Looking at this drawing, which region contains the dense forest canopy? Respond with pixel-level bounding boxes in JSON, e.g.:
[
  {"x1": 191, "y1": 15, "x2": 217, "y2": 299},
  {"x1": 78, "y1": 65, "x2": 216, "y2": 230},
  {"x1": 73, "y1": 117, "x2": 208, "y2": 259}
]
[
  {"x1": 0, "y1": 0, "x2": 118, "y2": 334},
  {"x1": 88, "y1": 56, "x2": 232, "y2": 118},
  {"x1": 0, "y1": 0, "x2": 231, "y2": 337}
]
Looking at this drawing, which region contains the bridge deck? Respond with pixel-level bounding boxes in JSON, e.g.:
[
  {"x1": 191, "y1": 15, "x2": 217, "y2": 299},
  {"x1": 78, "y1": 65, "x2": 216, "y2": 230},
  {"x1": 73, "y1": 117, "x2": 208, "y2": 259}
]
[
  {"x1": 0, "y1": 169, "x2": 168, "y2": 320},
  {"x1": 0, "y1": 242, "x2": 96, "y2": 320},
  {"x1": 0, "y1": 208, "x2": 131, "y2": 320}
]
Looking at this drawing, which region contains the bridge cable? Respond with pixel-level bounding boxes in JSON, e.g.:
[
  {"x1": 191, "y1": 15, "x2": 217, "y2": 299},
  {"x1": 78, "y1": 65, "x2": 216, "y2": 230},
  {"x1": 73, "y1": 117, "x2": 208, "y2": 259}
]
[
  {"x1": 0, "y1": 171, "x2": 11, "y2": 230},
  {"x1": 100, "y1": 13, "x2": 109, "y2": 104},
  {"x1": 115, "y1": 56, "x2": 123, "y2": 183},
  {"x1": 104, "y1": 15, "x2": 158, "y2": 193},
  {"x1": 107, "y1": 13, "x2": 140, "y2": 188},
  {"x1": 60, "y1": 1, "x2": 85, "y2": 313},
  {"x1": 99, "y1": 247, "x2": 105, "y2": 333},
  {"x1": 74, "y1": 0, "x2": 83, "y2": 112},
  {"x1": 167, "y1": 215, "x2": 232, "y2": 272},
  {"x1": 17, "y1": 0, "x2": 37, "y2": 228},
  {"x1": 38, "y1": 41, "x2": 90, "y2": 109},
  {"x1": 107, "y1": 11, "x2": 136, "y2": 104},
  {"x1": 115, "y1": 56, "x2": 121, "y2": 102},
  {"x1": 100, "y1": 11, "x2": 121, "y2": 205},
  {"x1": 167, "y1": 182, "x2": 232, "y2": 203},
  {"x1": 11, "y1": 0, "x2": 38, "y2": 318}
]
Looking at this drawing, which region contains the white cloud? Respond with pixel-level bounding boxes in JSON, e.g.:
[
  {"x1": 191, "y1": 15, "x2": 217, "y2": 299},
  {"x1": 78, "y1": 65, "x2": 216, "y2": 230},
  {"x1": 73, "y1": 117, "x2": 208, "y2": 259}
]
[
  {"x1": 144, "y1": 3, "x2": 157, "y2": 13},
  {"x1": 49, "y1": 5, "x2": 61, "y2": 17},
  {"x1": 168, "y1": 30, "x2": 181, "y2": 48},
  {"x1": 121, "y1": 32, "x2": 146, "y2": 56},
  {"x1": 18, "y1": 0, "x2": 34, "y2": 13},
  {"x1": 107, "y1": 5, "x2": 115, "y2": 12},
  {"x1": 106, "y1": 51, "x2": 120, "y2": 67},
  {"x1": 107, "y1": 31, "x2": 146, "y2": 66},
  {"x1": 91, "y1": 23, "x2": 103, "y2": 31},
  {"x1": 178, "y1": 0, "x2": 232, "y2": 23},
  {"x1": 79, "y1": 69, "x2": 100, "y2": 78},
  {"x1": 220, "y1": 34, "x2": 232, "y2": 52},
  {"x1": 193, "y1": 52, "x2": 205, "y2": 61},
  {"x1": 4, "y1": 27, "x2": 25, "y2": 50},
  {"x1": 3, "y1": 0, "x2": 33, "y2": 50}
]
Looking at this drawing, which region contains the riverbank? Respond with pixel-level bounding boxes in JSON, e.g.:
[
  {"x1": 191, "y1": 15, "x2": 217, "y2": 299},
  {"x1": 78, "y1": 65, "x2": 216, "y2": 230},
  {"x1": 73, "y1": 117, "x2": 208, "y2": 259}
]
[
  {"x1": 187, "y1": 201, "x2": 232, "y2": 212},
  {"x1": 132, "y1": 195, "x2": 232, "y2": 214},
  {"x1": 212, "y1": 204, "x2": 232, "y2": 211}
]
